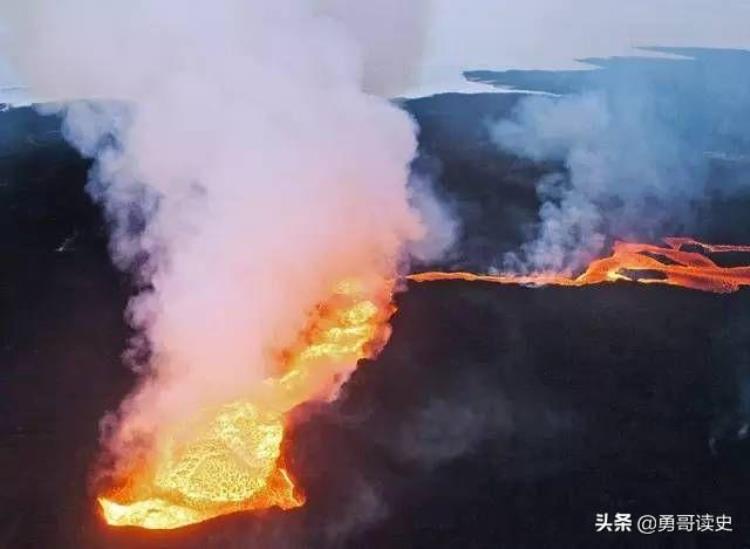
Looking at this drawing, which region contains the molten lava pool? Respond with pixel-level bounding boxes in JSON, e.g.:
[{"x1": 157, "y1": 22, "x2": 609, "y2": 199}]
[{"x1": 98, "y1": 278, "x2": 396, "y2": 529}]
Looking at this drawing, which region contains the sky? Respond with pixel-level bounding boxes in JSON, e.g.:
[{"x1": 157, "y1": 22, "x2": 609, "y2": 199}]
[
  {"x1": 2, "y1": 0, "x2": 750, "y2": 102},
  {"x1": 410, "y1": 0, "x2": 750, "y2": 96}
]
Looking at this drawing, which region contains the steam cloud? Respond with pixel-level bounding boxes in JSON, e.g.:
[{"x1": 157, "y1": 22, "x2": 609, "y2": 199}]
[
  {"x1": 491, "y1": 49, "x2": 750, "y2": 273},
  {"x1": 1, "y1": 0, "x2": 453, "y2": 473}
]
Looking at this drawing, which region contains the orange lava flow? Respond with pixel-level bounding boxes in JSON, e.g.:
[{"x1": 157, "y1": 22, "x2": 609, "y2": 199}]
[
  {"x1": 98, "y1": 237, "x2": 750, "y2": 530},
  {"x1": 98, "y1": 278, "x2": 396, "y2": 530},
  {"x1": 408, "y1": 238, "x2": 750, "y2": 294}
]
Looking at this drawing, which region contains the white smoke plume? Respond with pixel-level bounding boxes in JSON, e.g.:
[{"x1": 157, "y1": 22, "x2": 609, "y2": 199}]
[
  {"x1": 491, "y1": 50, "x2": 750, "y2": 273},
  {"x1": 494, "y1": 91, "x2": 694, "y2": 273},
  {"x1": 1, "y1": 0, "x2": 452, "y2": 464}
]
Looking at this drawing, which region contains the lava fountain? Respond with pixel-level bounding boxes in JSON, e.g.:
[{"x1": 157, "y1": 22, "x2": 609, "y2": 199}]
[{"x1": 98, "y1": 277, "x2": 396, "y2": 529}]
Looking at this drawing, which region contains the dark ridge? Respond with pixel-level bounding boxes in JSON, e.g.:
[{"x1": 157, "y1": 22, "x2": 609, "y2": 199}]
[
  {"x1": 640, "y1": 252, "x2": 680, "y2": 266},
  {"x1": 617, "y1": 268, "x2": 669, "y2": 282},
  {"x1": 464, "y1": 46, "x2": 750, "y2": 96}
]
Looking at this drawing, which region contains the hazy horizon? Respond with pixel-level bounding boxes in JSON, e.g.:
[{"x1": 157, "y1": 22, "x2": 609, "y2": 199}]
[{"x1": 2, "y1": 0, "x2": 750, "y2": 101}]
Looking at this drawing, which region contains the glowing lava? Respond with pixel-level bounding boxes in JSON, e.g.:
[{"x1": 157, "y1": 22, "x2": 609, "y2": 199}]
[
  {"x1": 99, "y1": 237, "x2": 750, "y2": 530},
  {"x1": 409, "y1": 238, "x2": 750, "y2": 294},
  {"x1": 98, "y1": 278, "x2": 396, "y2": 530}
]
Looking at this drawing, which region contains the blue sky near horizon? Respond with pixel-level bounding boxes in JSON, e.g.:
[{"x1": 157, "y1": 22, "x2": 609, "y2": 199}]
[{"x1": 409, "y1": 0, "x2": 750, "y2": 96}]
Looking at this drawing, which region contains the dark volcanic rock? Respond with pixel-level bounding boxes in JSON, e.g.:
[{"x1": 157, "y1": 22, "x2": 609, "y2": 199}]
[{"x1": 2, "y1": 92, "x2": 750, "y2": 548}]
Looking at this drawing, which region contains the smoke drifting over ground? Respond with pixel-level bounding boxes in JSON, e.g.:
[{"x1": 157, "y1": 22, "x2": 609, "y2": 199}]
[
  {"x1": 1, "y1": 0, "x2": 452, "y2": 487},
  {"x1": 490, "y1": 48, "x2": 750, "y2": 273}
]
